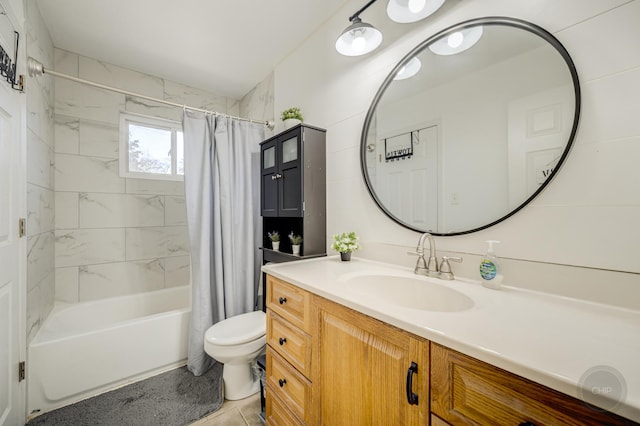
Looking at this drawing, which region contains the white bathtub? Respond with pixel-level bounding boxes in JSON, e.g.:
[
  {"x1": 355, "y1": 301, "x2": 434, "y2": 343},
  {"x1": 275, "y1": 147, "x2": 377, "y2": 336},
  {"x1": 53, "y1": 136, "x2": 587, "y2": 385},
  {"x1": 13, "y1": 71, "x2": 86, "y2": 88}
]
[{"x1": 27, "y1": 286, "x2": 191, "y2": 416}]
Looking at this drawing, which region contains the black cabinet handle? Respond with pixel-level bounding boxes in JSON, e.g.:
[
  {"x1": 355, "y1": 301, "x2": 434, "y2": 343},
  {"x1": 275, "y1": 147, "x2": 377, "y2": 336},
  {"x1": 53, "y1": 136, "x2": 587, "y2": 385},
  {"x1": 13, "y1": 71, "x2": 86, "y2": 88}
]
[
  {"x1": 519, "y1": 423, "x2": 536, "y2": 426},
  {"x1": 406, "y1": 362, "x2": 419, "y2": 405},
  {"x1": 279, "y1": 297, "x2": 287, "y2": 304},
  {"x1": 278, "y1": 378, "x2": 287, "y2": 387},
  {"x1": 279, "y1": 337, "x2": 287, "y2": 345}
]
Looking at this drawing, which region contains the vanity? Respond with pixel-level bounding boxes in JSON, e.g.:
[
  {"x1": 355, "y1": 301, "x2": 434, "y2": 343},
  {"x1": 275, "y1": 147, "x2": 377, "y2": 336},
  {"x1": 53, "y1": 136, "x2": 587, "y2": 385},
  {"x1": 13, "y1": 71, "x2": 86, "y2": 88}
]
[{"x1": 262, "y1": 257, "x2": 640, "y2": 425}]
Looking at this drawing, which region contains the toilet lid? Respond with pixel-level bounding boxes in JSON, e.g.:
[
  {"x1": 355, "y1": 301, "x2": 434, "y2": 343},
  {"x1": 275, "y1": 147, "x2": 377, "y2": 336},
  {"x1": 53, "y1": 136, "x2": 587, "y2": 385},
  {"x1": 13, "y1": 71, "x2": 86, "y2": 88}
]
[{"x1": 205, "y1": 310, "x2": 266, "y2": 346}]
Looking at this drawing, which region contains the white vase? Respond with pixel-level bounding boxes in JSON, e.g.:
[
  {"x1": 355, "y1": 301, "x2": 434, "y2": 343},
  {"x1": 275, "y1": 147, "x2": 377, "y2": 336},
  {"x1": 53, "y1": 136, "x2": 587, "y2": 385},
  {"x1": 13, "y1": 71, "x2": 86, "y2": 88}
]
[
  {"x1": 283, "y1": 118, "x2": 301, "y2": 129},
  {"x1": 292, "y1": 244, "x2": 301, "y2": 255},
  {"x1": 272, "y1": 241, "x2": 280, "y2": 251}
]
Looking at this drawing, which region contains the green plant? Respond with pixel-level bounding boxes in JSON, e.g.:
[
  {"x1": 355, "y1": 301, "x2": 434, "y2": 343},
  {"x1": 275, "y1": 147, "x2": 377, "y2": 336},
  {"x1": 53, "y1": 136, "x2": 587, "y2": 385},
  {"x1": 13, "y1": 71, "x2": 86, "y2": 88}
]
[
  {"x1": 288, "y1": 231, "x2": 303, "y2": 245},
  {"x1": 332, "y1": 232, "x2": 360, "y2": 253},
  {"x1": 267, "y1": 231, "x2": 280, "y2": 242},
  {"x1": 280, "y1": 107, "x2": 304, "y2": 122}
]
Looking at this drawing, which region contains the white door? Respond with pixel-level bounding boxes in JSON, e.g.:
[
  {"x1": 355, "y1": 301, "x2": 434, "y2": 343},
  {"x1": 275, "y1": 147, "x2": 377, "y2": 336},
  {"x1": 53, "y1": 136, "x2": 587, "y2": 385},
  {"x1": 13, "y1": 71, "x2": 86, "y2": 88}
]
[
  {"x1": 0, "y1": 7, "x2": 26, "y2": 425},
  {"x1": 376, "y1": 125, "x2": 439, "y2": 230},
  {"x1": 507, "y1": 85, "x2": 574, "y2": 208}
]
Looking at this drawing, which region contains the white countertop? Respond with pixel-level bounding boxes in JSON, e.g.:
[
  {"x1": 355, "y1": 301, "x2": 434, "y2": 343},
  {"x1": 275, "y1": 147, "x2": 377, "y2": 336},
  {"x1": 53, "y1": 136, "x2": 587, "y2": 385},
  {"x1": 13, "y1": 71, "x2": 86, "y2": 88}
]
[{"x1": 262, "y1": 256, "x2": 640, "y2": 422}]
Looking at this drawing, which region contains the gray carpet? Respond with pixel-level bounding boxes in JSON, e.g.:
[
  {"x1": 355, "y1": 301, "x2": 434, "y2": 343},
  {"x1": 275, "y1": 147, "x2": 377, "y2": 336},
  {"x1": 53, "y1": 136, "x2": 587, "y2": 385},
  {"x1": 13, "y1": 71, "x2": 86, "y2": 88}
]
[{"x1": 27, "y1": 364, "x2": 224, "y2": 426}]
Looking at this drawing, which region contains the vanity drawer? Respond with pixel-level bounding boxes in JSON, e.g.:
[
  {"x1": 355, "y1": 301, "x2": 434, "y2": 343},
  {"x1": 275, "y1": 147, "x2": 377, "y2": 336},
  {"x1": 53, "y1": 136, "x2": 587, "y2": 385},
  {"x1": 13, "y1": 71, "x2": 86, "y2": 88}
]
[
  {"x1": 430, "y1": 344, "x2": 631, "y2": 425},
  {"x1": 266, "y1": 385, "x2": 305, "y2": 426},
  {"x1": 266, "y1": 349, "x2": 312, "y2": 424},
  {"x1": 267, "y1": 275, "x2": 312, "y2": 333},
  {"x1": 267, "y1": 310, "x2": 312, "y2": 377}
]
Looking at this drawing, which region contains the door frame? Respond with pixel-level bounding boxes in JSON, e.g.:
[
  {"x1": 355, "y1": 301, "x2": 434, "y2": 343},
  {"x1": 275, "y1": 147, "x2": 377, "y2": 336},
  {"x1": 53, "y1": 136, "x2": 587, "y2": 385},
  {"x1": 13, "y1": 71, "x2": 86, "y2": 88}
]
[{"x1": 0, "y1": 1, "x2": 27, "y2": 423}]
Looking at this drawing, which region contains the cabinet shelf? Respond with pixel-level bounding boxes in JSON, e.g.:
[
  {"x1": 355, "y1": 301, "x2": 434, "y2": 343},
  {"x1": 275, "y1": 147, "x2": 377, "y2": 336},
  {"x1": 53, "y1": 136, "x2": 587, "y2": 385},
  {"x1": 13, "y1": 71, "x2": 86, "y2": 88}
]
[{"x1": 260, "y1": 247, "x2": 326, "y2": 263}]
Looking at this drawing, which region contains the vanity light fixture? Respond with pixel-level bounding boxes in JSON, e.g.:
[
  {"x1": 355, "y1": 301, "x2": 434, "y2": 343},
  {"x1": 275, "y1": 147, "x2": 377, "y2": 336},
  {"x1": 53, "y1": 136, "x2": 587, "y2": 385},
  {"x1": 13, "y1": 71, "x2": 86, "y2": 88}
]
[
  {"x1": 428, "y1": 26, "x2": 483, "y2": 55},
  {"x1": 336, "y1": 0, "x2": 383, "y2": 56},
  {"x1": 393, "y1": 56, "x2": 421, "y2": 80},
  {"x1": 387, "y1": 0, "x2": 446, "y2": 23}
]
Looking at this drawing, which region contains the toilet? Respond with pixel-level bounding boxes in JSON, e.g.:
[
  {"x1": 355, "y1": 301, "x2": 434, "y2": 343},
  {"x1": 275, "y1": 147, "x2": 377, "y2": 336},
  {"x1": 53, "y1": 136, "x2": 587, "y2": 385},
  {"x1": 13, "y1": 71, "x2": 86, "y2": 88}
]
[{"x1": 204, "y1": 310, "x2": 266, "y2": 400}]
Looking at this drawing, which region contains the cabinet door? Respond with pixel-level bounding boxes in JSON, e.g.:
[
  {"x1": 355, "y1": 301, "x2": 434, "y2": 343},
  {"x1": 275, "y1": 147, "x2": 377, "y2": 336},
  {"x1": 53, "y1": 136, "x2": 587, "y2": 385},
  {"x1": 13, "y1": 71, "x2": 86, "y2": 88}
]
[
  {"x1": 313, "y1": 297, "x2": 429, "y2": 426},
  {"x1": 431, "y1": 344, "x2": 631, "y2": 426},
  {"x1": 278, "y1": 133, "x2": 302, "y2": 217},
  {"x1": 261, "y1": 139, "x2": 278, "y2": 217}
]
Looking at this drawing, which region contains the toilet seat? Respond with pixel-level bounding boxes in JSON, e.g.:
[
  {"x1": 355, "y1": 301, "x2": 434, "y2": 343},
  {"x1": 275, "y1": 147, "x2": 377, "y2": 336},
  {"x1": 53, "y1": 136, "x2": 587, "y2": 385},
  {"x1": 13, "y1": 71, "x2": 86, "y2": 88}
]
[{"x1": 205, "y1": 310, "x2": 266, "y2": 346}]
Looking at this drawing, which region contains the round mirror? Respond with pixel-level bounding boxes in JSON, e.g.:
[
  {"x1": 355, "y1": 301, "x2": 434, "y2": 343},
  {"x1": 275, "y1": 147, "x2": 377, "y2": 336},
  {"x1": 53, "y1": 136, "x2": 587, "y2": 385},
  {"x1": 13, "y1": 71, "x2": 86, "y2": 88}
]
[{"x1": 361, "y1": 17, "x2": 580, "y2": 235}]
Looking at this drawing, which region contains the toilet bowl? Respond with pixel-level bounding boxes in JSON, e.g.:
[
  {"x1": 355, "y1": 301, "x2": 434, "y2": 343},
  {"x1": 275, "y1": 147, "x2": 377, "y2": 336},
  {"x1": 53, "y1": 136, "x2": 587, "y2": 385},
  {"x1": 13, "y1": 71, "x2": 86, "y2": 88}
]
[{"x1": 204, "y1": 310, "x2": 266, "y2": 400}]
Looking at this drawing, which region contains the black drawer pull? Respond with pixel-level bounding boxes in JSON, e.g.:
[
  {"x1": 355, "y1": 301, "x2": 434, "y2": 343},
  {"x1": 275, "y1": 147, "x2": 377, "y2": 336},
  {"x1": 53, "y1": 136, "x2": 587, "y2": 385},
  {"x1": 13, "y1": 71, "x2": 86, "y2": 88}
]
[
  {"x1": 278, "y1": 378, "x2": 287, "y2": 387},
  {"x1": 279, "y1": 297, "x2": 287, "y2": 304},
  {"x1": 279, "y1": 337, "x2": 287, "y2": 345},
  {"x1": 406, "y1": 362, "x2": 419, "y2": 405},
  {"x1": 519, "y1": 423, "x2": 536, "y2": 426}
]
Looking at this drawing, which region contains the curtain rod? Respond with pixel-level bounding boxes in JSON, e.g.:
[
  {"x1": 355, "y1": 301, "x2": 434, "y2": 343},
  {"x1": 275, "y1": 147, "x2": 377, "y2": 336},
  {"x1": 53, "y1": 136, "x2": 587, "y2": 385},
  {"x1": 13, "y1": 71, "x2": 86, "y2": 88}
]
[{"x1": 26, "y1": 57, "x2": 274, "y2": 129}]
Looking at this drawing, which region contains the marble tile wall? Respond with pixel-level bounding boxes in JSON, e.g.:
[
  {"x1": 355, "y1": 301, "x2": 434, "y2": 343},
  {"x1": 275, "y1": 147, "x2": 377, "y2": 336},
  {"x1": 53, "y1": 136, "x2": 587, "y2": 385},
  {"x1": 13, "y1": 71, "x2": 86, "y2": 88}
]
[
  {"x1": 25, "y1": 1, "x2": 55, "y2": 343},
  {"x1": 240, "y1": 71, "x2": 275, "y2": 139},
  {"x1": 53, "y1": 49, "x2": 238, "y2": 303}
]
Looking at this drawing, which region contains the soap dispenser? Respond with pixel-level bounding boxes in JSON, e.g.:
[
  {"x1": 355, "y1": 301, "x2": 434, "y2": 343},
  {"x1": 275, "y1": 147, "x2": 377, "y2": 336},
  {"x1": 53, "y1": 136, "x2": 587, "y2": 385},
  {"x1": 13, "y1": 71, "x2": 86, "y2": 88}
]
[{"x1": 480, "y1": 240, "x2": 503, "y2": 289}]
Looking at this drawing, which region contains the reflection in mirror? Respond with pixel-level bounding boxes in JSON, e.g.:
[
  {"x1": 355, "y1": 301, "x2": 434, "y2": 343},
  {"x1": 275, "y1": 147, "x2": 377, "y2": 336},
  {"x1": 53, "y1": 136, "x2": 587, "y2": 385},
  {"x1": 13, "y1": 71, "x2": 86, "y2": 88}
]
[{"x1": 361, "y1": 17, "x2": 580, "y2": 235}]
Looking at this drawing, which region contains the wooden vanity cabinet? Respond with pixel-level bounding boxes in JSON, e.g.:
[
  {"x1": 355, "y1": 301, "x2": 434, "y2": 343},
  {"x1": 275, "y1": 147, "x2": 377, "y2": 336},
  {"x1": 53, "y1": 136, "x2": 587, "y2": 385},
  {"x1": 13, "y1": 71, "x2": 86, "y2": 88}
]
[
  {"x1": 312, "y1": 295, "x2": 430, "y2": 426},
  {"x1": 430, "y1": 343, "x2": 632, "y2": 426},
  {"x1": 265, "y1": 275, "x2": 313, "y2": 425},
  {"x1": 266, "y1": 275, "x2": 635, "y2": 425},
  {"x1": 265, "y1": 274, "x2": 429, "y2": 425}
]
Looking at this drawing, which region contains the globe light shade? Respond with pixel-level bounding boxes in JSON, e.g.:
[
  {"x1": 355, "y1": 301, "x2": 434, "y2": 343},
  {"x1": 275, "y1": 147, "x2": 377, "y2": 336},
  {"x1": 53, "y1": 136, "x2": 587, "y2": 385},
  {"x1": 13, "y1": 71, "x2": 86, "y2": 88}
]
[
  {"x1": 393, "y1": 57, "x2": 422, "y2": 80},
  {"x1": 428, "y1": 26, "x2": 483, "y2": 55},
  {"x1": 336, "y1": 17, "x2": 383, "y2": 56},
  {"x1": 387, "y1": 0, "x2": 446, "y2": 23}
]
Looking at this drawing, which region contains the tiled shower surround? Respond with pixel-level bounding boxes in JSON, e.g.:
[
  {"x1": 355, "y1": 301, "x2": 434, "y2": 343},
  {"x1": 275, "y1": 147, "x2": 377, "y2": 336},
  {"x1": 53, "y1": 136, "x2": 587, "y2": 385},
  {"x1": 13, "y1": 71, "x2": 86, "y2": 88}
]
[
  {"x1": 51, "y1": 48, "x2": 274, "y2": 304},
  {"x1": 26, "y1": 1, "x2": 55, "y2": 343}
]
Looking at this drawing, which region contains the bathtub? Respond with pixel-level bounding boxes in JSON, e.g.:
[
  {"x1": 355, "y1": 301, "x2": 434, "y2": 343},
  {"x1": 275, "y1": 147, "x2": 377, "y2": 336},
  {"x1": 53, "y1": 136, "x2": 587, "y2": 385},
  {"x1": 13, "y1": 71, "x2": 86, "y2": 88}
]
[{"x1": 27, "y1": 286, "x2": 191, "y2": 416}]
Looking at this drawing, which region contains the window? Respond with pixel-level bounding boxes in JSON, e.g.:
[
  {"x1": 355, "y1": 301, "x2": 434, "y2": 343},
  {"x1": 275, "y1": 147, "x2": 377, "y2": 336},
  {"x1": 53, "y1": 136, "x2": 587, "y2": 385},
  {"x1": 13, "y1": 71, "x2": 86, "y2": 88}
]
[{"x1": 119, "y1": 113, "x2": 184, "y2": 181}]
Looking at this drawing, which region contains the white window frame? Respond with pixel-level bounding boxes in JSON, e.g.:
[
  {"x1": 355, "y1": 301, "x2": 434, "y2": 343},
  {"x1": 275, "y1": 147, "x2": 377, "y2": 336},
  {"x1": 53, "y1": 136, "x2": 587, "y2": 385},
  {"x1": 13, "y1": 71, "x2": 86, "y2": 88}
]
[{"x1": 119, "y1": 112, "x2": 184, "y2": 181}]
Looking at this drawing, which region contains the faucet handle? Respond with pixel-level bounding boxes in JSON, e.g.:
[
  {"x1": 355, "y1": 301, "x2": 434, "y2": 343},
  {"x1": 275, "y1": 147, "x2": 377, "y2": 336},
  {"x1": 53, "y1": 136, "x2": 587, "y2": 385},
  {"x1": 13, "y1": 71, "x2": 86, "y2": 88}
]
[{"x1": 439, "y1": 256, "x2": 462, "y2": 274}]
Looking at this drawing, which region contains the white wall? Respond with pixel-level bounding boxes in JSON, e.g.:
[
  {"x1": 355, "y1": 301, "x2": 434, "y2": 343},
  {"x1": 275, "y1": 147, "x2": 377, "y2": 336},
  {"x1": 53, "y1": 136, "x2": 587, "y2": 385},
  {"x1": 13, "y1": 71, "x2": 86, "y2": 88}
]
[{"x1": 273, "y1": 0, "x2": 640, "y2": 306}]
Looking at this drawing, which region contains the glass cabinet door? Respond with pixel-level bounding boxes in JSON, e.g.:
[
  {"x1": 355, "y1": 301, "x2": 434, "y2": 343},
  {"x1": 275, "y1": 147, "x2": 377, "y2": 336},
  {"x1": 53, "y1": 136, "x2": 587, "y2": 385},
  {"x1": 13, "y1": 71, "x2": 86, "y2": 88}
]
[
  {"x1": 263, "y1": 145, "x2": 276, "y2": 169},
  {"x1": 281, "y1": 137, "x2": 298, "y2": 163}
]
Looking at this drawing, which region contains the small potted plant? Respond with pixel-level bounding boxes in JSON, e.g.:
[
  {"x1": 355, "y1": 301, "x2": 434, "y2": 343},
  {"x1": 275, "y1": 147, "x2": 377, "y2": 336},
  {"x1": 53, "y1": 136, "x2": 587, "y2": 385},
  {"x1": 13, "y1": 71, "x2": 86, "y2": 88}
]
[
  {"x1": 268, "y1": 231, "x2": 280, "y2": 251},
  {"x1": 281, "y1": 107, "x2": 304, "y2": 129},
  {"x1": 288, "y1": 231, "x2": 303, "y2": 255},
  {"x1": 332, "y1": 232, "x2": 360, "y2": 261}
]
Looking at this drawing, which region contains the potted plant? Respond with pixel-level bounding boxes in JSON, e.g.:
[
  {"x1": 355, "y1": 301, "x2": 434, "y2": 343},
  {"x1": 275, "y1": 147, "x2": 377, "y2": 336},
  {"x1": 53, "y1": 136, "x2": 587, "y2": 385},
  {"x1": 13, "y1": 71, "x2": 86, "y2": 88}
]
[
  {"x1": 288, "y1": 231, "x2": 303, "y2": 255},
  {"x1": 281, "y1": 107, "x2": 304, "y2": 129},
  {"x1": 268, "y1": 231, "x2": 280, "y2": 251},
  {"x1": 331, "y1": 232, "x2": 360, "y2": 261}
]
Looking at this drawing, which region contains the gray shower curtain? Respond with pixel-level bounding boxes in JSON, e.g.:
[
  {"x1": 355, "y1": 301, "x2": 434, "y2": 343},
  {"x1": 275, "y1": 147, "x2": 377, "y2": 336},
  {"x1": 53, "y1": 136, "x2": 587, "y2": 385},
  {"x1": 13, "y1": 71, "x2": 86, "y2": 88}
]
[{"x1": 183, "y1": 111, "x2": 265, "y2": 376}]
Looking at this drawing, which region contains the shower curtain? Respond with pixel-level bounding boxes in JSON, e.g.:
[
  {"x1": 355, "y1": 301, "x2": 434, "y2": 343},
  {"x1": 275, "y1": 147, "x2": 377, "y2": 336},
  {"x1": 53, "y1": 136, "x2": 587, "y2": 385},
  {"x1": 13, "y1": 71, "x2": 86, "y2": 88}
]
[{"x1": 183, "y1": 111, "x2": 265, "y2": 376}]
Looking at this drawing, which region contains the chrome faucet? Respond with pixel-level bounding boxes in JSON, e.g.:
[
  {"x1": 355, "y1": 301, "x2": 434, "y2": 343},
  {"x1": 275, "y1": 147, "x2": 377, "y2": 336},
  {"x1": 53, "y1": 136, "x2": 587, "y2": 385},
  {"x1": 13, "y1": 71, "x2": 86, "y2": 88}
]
[
  {"x1": 412, "y1": 233, "x2": 463, "y2": 280},
  {"x1": 414, "y1": 233, "x2": 439, "y2": 277}
]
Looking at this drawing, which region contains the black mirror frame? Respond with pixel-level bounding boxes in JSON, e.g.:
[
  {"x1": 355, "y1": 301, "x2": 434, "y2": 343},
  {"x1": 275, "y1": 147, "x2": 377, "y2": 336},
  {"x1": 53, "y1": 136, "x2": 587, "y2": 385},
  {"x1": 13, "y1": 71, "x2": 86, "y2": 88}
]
[{"x1": 360, "y1": 16, "x2": 581, "y2": 236}]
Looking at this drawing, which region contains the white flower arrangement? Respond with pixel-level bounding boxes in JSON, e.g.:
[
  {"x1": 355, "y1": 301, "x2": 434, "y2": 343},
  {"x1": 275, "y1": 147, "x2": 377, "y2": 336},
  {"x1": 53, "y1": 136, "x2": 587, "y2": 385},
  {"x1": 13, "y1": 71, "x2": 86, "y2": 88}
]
[
  {"x1": 288, "y1": 231, "x2": 303, "y2": 245},
  {"x1": 267, "y1": 231, "x2": 280, "y2": 242},
  {"x1": 331, "y1": 232, "x2": 360, "y2": 253}
]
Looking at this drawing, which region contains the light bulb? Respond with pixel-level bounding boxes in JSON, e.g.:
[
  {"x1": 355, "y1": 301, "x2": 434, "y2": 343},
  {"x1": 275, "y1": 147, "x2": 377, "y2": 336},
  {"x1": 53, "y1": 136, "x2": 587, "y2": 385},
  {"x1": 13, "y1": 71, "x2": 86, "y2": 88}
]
[
  {"x1": 352, "y1": 32, "x2": 366, "y2": 53},
  {"x1": 408, "y1": 0, "x2": 426, "y2": 13},
  {"x1": 447, "y1": 32, "x2": 464, "y2": 48}
]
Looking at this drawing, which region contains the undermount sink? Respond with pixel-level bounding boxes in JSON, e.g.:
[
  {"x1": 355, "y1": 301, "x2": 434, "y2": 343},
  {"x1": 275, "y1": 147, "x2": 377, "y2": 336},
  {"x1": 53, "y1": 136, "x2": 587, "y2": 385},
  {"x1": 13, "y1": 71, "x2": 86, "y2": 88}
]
[{"x1": 342, "y1": 274, "x2": 474, "y2": 312}]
